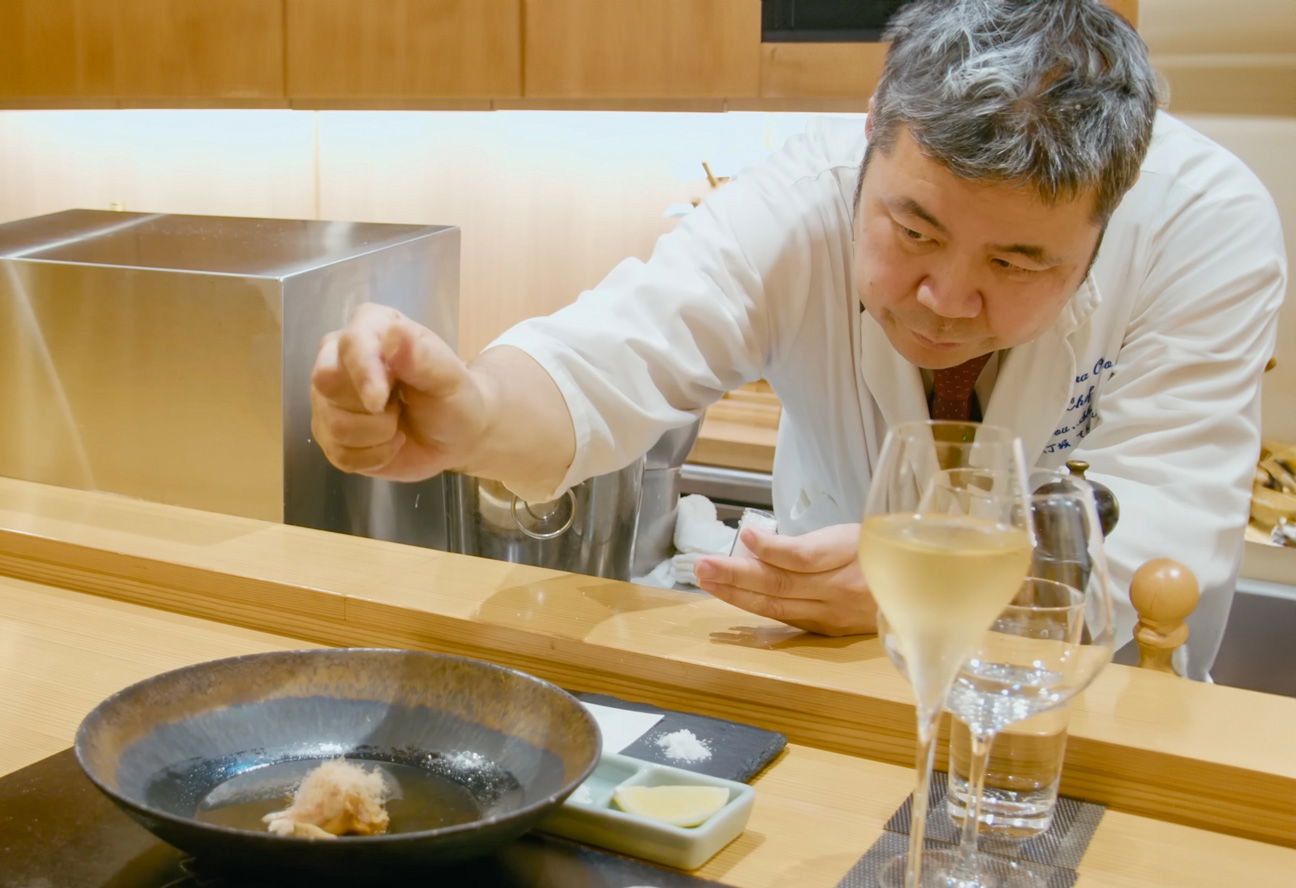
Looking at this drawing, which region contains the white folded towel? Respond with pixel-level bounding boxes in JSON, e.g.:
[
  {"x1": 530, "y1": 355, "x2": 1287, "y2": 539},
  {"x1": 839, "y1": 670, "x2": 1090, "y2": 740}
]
[
  {"x1": 631, "y1": 496, "x2": 781, "y2": 589},
  {"x1": 670, "y1": 494, "x2": 738, "y2": 587},
  {"x1": 670, "y1": 551, "x2": 702, "y2": 586},
  {"x1": 673, "y1": 494, "x2": 738, "y2": 555},
  {"x1": 631, "y1": 494, "x2": 740, "y2": 588},
  {"x1": 630, "y1": 556, "x2": 676, "y2": 588}
]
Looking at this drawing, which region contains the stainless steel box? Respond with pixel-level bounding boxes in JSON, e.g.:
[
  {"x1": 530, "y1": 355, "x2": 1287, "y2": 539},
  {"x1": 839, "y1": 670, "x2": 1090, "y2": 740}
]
[{"x1": 0, "y1": 209, "x2": 459, "y2": 549}]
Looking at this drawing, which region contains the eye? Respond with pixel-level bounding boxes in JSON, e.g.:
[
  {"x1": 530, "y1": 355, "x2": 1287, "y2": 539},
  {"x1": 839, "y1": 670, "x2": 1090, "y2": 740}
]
[
  {"x1": 991, "y1": 257, "x2": 1039, "y2": 274},
  {"x1": 895, "y1": 222, "x2": 934, "y2": 245}
]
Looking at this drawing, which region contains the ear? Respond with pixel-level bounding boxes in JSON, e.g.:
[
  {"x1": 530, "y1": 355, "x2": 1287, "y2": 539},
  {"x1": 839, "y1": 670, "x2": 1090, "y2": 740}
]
[{"x1": 865, "y1": 96, "x2": 876, "y2": 139}]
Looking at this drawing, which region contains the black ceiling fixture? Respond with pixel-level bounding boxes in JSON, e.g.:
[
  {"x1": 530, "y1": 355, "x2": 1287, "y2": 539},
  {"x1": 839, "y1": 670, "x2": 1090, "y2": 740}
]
[{"x1": 762, "y1": 0, "x2": 915, "y2": 43}]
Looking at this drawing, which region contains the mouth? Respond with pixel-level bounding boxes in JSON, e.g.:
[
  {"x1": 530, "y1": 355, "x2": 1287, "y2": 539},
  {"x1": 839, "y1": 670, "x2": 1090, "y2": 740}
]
[{"x1": 909, "y1": 330, "x2": 965, "y2": 350}]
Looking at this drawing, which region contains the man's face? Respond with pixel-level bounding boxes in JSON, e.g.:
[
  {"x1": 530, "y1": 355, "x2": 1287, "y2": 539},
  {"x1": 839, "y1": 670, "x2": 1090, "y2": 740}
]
[{"x1": 853, "y1": 128, "x2": 1104, "y2": 370}]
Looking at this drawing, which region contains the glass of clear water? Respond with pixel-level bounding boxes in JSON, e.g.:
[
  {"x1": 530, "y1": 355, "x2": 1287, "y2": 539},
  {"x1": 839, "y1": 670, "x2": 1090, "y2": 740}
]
[{"x1": 920, "y1": 472, "x2": 1116, "y2": 888}]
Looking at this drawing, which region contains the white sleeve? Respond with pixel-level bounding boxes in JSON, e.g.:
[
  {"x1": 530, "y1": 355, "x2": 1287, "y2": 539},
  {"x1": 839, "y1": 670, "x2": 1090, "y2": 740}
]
[
  {"x1": 489, "y1": 124, "x2": 858, "y2": 498},
  {"x1": 1075, "y1": 156, "x2": 1287, "y2": 679}
]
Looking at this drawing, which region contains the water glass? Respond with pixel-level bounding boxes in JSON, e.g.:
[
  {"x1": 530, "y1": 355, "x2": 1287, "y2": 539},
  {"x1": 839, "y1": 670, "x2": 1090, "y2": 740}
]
[{"x1": 947, "y1": 681, "x2": 1071, "y2": 838}]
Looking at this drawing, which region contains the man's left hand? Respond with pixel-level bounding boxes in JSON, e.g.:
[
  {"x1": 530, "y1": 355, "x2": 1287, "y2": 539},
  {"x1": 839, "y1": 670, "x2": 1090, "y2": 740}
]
[{"x1": 693, "y1": 522, "x2": 876, "y2": 636}]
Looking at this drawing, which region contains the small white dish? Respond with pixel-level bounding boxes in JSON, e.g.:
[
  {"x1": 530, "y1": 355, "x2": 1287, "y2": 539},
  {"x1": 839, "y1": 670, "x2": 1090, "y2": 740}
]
[{"x1": 540, "y1": 751, "x2": 756, "y2": 870}]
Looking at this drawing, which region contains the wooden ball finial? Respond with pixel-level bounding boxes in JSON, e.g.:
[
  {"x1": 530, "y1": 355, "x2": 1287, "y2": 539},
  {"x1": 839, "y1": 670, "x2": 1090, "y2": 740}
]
[{"x1": 1130, "y1": 558, "x2": 1200, "y2": 675}]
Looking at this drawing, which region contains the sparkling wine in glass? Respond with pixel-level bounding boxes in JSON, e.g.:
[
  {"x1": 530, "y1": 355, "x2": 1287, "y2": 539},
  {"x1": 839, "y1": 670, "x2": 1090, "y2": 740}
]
[{"x1": 859, "y1": 421, "x2": 1033, "y2": 888}]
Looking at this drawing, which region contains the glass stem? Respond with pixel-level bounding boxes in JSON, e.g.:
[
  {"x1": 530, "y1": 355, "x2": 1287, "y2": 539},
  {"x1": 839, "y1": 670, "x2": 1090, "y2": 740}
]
[
  {"x1": 951, "y1": 726, "x2": 996, "y2": 880},
  {"x1": 905, "y1": 707, "x2": 942, "y2": 888}
]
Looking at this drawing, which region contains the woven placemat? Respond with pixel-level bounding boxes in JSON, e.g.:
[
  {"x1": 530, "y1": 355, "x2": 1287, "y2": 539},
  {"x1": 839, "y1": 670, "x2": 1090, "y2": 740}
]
[{"x1": 835, "y1": 771, "x2": 1106, "y2": 888}]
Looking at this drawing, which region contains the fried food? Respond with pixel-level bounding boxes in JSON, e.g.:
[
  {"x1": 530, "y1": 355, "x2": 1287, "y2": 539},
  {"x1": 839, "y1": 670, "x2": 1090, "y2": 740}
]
[{"x1": 263, "y1": 758, "x2": 391, "y2": 839}]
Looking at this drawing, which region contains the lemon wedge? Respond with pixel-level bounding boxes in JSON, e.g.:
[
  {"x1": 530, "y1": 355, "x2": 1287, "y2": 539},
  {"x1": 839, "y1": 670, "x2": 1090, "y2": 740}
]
[{"x1": 612, "y1": 784, "x2": 729, "y2": 827}]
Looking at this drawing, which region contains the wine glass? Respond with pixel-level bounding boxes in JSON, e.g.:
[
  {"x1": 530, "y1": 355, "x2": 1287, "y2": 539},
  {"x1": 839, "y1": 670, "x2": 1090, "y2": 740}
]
[{"x1": 859, "y1": 421, "x2": 1034, "y2": 888}]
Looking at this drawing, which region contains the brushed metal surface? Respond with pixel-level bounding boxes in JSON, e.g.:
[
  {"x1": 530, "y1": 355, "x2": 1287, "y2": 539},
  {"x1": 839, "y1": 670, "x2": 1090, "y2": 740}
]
[
  {"x1": 0, "y1": 209, "x2": 458, "y2": 549},
  {"x1": 632, "y1": 420, "x2": 703, "y2": 578},
  {"x1": 446, "y1": 461, "x2": 644, "y2": 581},
  {"x1": 446, "y1": 421, "x2": 703, "y2": 581}
]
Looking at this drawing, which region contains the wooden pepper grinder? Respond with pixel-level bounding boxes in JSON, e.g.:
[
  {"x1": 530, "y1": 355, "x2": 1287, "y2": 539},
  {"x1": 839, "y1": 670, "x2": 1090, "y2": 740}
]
[{"x1": 1130, "y1": 558, "x2": 1200, "y2": 674}]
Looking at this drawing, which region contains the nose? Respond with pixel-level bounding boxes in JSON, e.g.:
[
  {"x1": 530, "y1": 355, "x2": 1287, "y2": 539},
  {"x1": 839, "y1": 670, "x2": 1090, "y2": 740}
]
[{"x1": 915, "y1": 276, "x2": 981, "y2": 319}]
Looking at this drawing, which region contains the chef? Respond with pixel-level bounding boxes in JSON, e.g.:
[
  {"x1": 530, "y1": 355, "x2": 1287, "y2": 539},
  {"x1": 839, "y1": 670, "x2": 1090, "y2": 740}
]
[{"x1": 310, "y1": 0, "x2": 1286, "y2": 680}]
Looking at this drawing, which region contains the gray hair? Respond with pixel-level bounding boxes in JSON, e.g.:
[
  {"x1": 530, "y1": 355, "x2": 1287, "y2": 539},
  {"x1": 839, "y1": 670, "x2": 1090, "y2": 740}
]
[{"x1": 862, "y1": 0, "x2": 1160, "y2": 223}]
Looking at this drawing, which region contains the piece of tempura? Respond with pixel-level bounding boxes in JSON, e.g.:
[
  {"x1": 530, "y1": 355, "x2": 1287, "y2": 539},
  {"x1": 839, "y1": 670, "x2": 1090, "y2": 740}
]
[{"x1": 263, "y1": 758, "x2": 391, "y2": 839}]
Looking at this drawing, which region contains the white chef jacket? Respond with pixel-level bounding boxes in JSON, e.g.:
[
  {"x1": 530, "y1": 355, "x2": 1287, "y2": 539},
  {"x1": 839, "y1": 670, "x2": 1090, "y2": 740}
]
[{"x1": 490, "y1": 113, "x2": 1287, "y2": 680}]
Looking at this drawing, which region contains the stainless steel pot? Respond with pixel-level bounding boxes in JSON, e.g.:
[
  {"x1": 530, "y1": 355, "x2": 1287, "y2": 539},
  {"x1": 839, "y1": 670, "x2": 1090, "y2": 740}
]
[
  {"x1": 631, "y1": 420, "x2": 703, "y2": 577},
  {"x1": 445, "y1": 420, "x2": 702, "y2": 581},
  {"x1": 446, "y1": 458, "x2": 645, "y2": 581}
]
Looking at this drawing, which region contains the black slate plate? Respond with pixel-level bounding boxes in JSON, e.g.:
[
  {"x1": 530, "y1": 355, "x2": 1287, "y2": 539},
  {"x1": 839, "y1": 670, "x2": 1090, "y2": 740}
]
[
  {"x1": 0, "y1": 749, "x2": 732, "y2": 888},
  {"x1": 576, "y1": 692, "x2": 788, "y2": 783}
]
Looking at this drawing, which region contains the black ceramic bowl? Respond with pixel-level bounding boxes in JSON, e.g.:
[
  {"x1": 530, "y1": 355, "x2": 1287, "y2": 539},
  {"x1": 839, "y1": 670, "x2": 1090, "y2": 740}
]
[{"x1": 74, "y1": 648, "x2": 601, "y2": 876}]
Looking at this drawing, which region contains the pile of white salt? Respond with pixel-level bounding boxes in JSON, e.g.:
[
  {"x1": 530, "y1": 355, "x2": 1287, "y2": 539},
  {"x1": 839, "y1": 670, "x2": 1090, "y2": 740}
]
[{"x1": 654, "y1": 728, "x2": 712, "y2": 764}]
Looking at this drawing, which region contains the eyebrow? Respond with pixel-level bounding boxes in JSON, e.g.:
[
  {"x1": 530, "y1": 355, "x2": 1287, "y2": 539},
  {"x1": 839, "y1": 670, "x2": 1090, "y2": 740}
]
[
  {"x1": 890, "y1": 197, "x2": 948, "y2": 235},
  {"x1": 888, "y1": 196, "x2": 1064, "y2": 266}
]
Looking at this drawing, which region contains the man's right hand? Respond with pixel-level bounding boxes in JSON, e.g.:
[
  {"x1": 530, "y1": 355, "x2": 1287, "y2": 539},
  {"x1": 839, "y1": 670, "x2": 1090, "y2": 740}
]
[
  {"x1": 309, "y1": 302, "x2": 576, "y2": 496},
  {"x1": 310, "y1": 303, "x2": 487, "y2": 483}
]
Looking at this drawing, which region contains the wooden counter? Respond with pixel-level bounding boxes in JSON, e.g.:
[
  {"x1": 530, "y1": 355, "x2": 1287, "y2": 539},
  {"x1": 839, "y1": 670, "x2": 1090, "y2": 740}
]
[
  {"x1": 689, "y1": 381, "x2": 780, "y2": 474},
  {"x1": 689, "y1": 413, "x2": 778, "y2": 474},
  {"x1": 4, "y1": 574, "x2": 1293, "y2": 887},
  {"x1": 1, "y1": 476, "x2": 1294, "y2": 885}
]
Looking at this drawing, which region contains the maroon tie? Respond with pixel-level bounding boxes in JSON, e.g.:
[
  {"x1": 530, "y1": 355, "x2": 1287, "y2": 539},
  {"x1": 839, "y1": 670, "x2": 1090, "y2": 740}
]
[{"x1": 929, "y1": 353, "x2": 992, "y2": 421}]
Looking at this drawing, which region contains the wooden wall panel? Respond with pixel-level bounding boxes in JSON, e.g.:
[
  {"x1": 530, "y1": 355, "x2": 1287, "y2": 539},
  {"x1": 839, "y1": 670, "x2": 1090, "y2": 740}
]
[
  {"x1": 113, "y1": 0, "x2": 284, "y2": 101},
  {"x1": 525, "y1": 0, "x2": 761, "y2": 98},
  {"x1": 0, "y1": 1, "x2": 115, "y2": 100},
  {"x1": 286, "y1": 0, "x2": 522, "y2": 101},
  {"x1": 760, "y1": 43, "x2": 886, "y2": 101},
  {"x1": 0, "y1": 0, "x2": 282, "y2": 105},
  {"x1": 1107, "y1": 0, "x2": 1140, "y2": 27},
  {"x1": 0, "y1": 0, "x2": 1139, "y2": 107}
]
